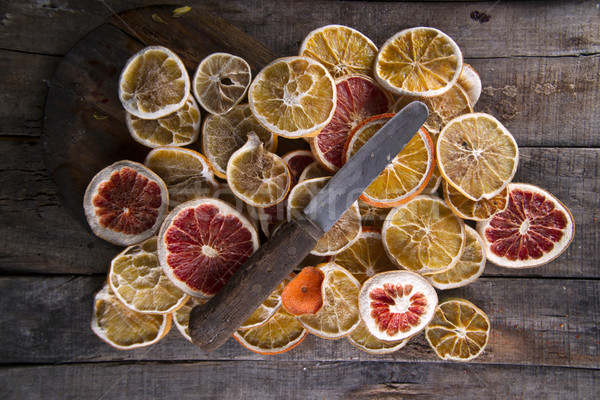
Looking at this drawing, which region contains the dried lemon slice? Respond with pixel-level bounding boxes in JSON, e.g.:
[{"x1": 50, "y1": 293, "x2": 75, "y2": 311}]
[{"x1": 347, "y1": 320, "x2": 409, "y2": 354}]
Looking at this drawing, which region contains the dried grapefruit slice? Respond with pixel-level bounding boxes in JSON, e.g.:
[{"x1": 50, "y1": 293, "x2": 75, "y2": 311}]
[
  {"x1": 299, "y1": 24, "x2": 378, "y2": 78},
  {"x1": 281, "y1": 149, "x2": 315, "y2": 183},
  {"x1": 297, "y1": 262, "x2": 361, "y2": 339},
  {"x1": 173, "y1": 296, "x2": 208, "y2": 342},
  {"x1": 444, "y1": 180, "x2": 509, "y2": 221},
  {"x1": 239, "y1": 280, "x2": 286, "y2": 330},
  {"x1": 476, "y1": 183, "x2": 575, "y2": 268},
  {"x1": 158, "y1": 198, "x2": 259, "y2": 298},
  {"x1": 192, "y1": 52, "x2": 251, "y2": 115},
  {"x1": 109, "y1": 237, "x2": 189, "y2": 314},
  {"x1": 84, "y1": 160, "x2": 169, "y2": 246},
  {"x1": 347, "y1": 320, "x2": 409, "y2": 354},
  {"x1": 91, "y1": 283, "x2": 171, "y2": 350},
  {"x1": 311, "y1": 74, "x2": 391, "y2": 172},
  {"x1": 119, "y1": 46, "x2": 190, "y2": 119},
  {"x1": 359, "y1": 270, "x2": 438, "y2": 342},
  {"x1": 249, "y1": 56, "x2": 336, "y2": 138},
  {"x1": 425, "y1": 299, "x2": 490, "y2": 361},
  {"x1": 281, "y1": 267, "x2": 325, "y2": 315}
]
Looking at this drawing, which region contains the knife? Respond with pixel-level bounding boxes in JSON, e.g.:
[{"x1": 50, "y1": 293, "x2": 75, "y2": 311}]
[{"x1": 189, "y1": 101, "x2": 429, "y2": 352}]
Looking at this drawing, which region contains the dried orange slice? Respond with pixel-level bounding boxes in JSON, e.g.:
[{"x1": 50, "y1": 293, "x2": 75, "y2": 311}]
[
  {"x1": 425, "y1": 299, "x2": 490, "y2": 361},
  {"x1": 357, "y1": 199, "x2": 389, "y2": 228},
  {"x1": 476, "y1": 183, "x2": 575, "y2": 268},
  {"x1": 109, "y1": 237, "x2": 188, "y2": 314},
  {"x1": 344, "y1": 114, "x2": 434, "y2": 207},
  {"x1": 457, "y1": 64, "x2": 482, "y2": 107},
  {"x1": 298, "y1": 161, "x2": 330, "y2": 182},
  {"x1": 83, "y1": 160, "x2": 169, "y2": 246},
  {"x1": 172, "y1": 296, "x2": 208, "y2": 342},
  {"x1": 249, "y1": 56, "x2": 336, "y2": 138},
  {"x1": 382, "y1": 195, "x2": 465, "y2": 275},
  {"x1": 331, "y1": 228, "x2": 397, "y2": 284},
  {"x1": 423, "y1": 164, "x2": 443, "y2": 195},
  {"x1": 359, "y1": 270, "x2": 438, "y2": 342},
  {"x1": 297, "y1": 262, "x2": 361, "y2": 339},
  {"x1": 311, "y1": 74, "x2": 391, "y2": 172},
  {"x1": 192, "y1": 52, "x2": 251, "y2": 115},
  {"x1": 126, "y1": 95, "x2": 201, "y2": 148},
  {"x1": 288, "y1": 177, "x2": 362, "y2": 256},
  {"x1": 234, "y1": 308, "x2": 307, "y2": 355},
  {"x1": 437, "y1": 113, "x2": 519, "y2": 201},
  {"x1": 240, "y1": 280, "x2": 286, "y2": 330},
  {"x1": 226, "y1": 133, "x2": 291, "y2": 208},
  {"x1": 91, "y1": 283, "x2": 171, "y2": 349},
  {"x1": 281, "y1": 266, "x2": 325, "y2": 315},
  {"x1": 119, "y1": 46, "x2": 190, "y2": 119},
  {"x1": 201, "y1": 103, "x2": 277, "y2": 179},
  {"x1": 158, "y1": 198, "x2": 259, "y2": 298},
  {"x1": 347, "y1": 320, "x2": 409, "y2": 354},
  {"x1": 375, "y1": 27, "x2": 462, "y2": 98},
  {"x1": 427, "y1": 226, "x2": 486, "y2": 290},
  {"x1": 300, "y1": 24, "x2": 378, "y2": 78},
  {"x1": 144, "y1": 147, "x2": 218, "y2": 209},
  {"x1": 444, "y1": 180, "x2": 509, "y2": 221}
]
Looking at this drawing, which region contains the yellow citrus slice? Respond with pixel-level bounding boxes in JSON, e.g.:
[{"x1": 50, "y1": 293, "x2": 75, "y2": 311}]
[
  {"x1": 437, "y1": 113, "x2": 519, "y2": 201},
  {"x1": 298, "y1": 161, "x2": 331, "y2": 182},
  {"x1": 331, "y1": 227, "x2": 397, "y2": 284},
  {"x1": 444, "y1": 180, "x2": 509, "y2": 221},
  {"x1": 457, "y1": 64, "x2": 482, "y2": 107},
  {"x1": 144, "y1": 147, "x2": 218, "y2": 209},
  {"x1": 91, "y1": 283, "x2": 172, "y2": 350},
  {"x1": 234, "y1": 307, "x2": 307, "y2": 355},
  {"x1": 109, "y1": 237, "x2": 189, "y2": 314},
  {"x1": 297, "y1": 262, "x2": 361, "y2": 339},
  {"x1": 427, "y1": 226, "x2": 486, "y2": 290},
  {"x1": 200, "y1": 103, "x2": 277, "y2": 179},
  {"x1": 126, "y1": 95, "x2": 201, "y2": 148},
  {"x1": 239, "y1": 280, "x2": 286, "y2": 330},
  {"x1": 226, "y1": 132, "x2": 291, "y2": 208},
  {"x1": 172, "y1": 296, "x2": 208, "y2": 342},
  {"x1": 288, "y1": 177, "x2": 362, "y2": 256},
  {"x1": 382, "y1": 195, "x2": 465, "y2": 275},
  {"x1": 375, "y1": 27, "x2": 463, "y2": 98},
  {"x1": 425, "y1": 299, "x2": 490, "y2": 361},
  {"x1": 423, "y1": 164, "x2": 443, "y2": 195},
  {"x1": 299, "y1": 24, "x2": 378, "y2": 78},
  {"x1": 347, "y1": 320, "x2": 409, "y2": 354},
  {"x1": 344, "y1": 114, "x2": 434, "y2": 207},
  {"x1": 119, "y1": 46, "x2": 190, "y2": 119},
  {"x1": 192, "y1": 52, "x2": 251, "y2": 115},
  {"x1": 357, "y1": 199, "x2": 389, "y2": 228},
  {"x1": 249, "y1": 56, "x2": 336, "y2": 138}
]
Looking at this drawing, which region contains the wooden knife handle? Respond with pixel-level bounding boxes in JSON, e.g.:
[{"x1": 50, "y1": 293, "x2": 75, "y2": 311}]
[{"x1": 189, "y1": 218, "x2": 318, "y2": 352}]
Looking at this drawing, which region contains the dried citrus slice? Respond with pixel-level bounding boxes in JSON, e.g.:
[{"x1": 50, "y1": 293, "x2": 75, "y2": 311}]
[
  {"x1": 226, "y1": 133, "x2": 291, "y2": 208},
  {"x1": 359, "y1": 270, "x2": 438, "y2": 341},
  {"x1": 109, "y1": 237, "x2": 188, "y2": 314},
  {"x1": 311, "y1": 74, "x2": 391, "y2": 172},
  {"x1": 476, "y1": 183, "x2": 575, "y2": 268},
  {"x1": 281, "y1": 267, "x2": 325, "y2": 315},
  {"x1": 172, "y1": 296, "x2": 207, "y2": 342},
  {"x1": 83, "y1": 160, "x2": 169, "y2": 246},
  {"x1": 297, "y1": 262, "x2": 361, "y2": 339},
  {"x1": 119, "y1": 45, "x2": 190, "y2": 119},
  {"x1": 298, "y1": 161, "x2": 330, "y2": 182},
  {"x1": 423, "y1": 164, "x2": 443, "y2": 195},
  {"x1": 357, "y1": 199, "x2": 390, "y2": 228},
  {"x1": 249, "y1": 56, "x2": 336, "y2": 138},
  {"x1": 281, "y1": 149, "x2": 315, "y2": 183},
  {"x1": 425, "y1": 299, "x2": 490, "y2": 361},
  {"x1": 444, "y1": 180, "x2": 509, "y2": 221},
  {"x1": 144, "y1": 147, "x2": 218, "y2": 209},
  {"x1": 382, "y1": 195, "x2": 465, "y2": 275},
  {"x1": 240, "y1": 280, "x2": 286, "y2": 330},
  {"x1": 192, "y1": 52, "x2": 251, "y2": 115},
  {"x1": 457, "y1": 64, "x2": 482, "y2": 107},
  {"x1": 437, "y1": 113, "x2": 519, "y2": 201},
  {"x1": 331, "y1": 228, "x2": 397, "y2": 284},
  {"x1": 158, "y1": 198, "x2": 259, "y2": 298},
  {"x1": 299, "y1": 24, "x2": 378, "y2": 78},
  {"x1": 91, "y1": 283, "x2": 171, "y2": 349},
  {"x1": 344, "y1": 114, "x2": 434, "y2": 207},
  {"x1": 234, "y1": 307, "x2": 307, "y2": 355},
  {"x1": 288, "y1": 177, "x2": 362, "y2": 256},
  {"x1": 200, "y1": 103, "x2": 277, "y2": 179},
  {"x1": 375, "y1": 27, "x2": 462, "y2": 98},
  {"x1": 347, "y1": 320, "x2": 409, "y2": 354},
  {"x1": 126, "y1": 95, "x2": 201, "y2": 148},
  {"x1": 427, "y1": 226, "x2": 486, "y2": 290}
]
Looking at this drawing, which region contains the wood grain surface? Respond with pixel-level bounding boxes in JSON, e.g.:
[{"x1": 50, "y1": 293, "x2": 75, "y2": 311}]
[{"x1": 0, "y1": 1, "x2": 599, "y2": 399}]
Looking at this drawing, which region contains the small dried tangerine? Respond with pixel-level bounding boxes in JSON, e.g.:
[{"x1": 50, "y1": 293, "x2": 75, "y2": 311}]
[{"x1": 281, "y1": 267, "x2": 325, "y2": 315}]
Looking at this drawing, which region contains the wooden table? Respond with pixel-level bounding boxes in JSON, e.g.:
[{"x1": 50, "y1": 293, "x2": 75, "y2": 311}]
[{"x1": 1, "y1": 1, "x2": 598, "y2": 398}]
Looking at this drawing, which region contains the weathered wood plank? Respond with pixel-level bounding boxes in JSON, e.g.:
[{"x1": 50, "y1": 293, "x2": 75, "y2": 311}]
[
  {"x1": 1, "y1": 361, "x2": 598, "y2": 399},
  {"x1": 1, "y1": 276, "x2": 597, "y2": 367}
]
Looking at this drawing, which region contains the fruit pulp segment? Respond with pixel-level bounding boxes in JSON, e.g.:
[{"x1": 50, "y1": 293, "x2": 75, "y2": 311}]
[{"x1": 369, "y1": 283, "x2": 427, "y2": 336}]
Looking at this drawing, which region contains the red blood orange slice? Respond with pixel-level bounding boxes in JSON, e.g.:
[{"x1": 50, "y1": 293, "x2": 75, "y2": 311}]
[
  {"x1": 311, "y1": 74, "x2": 391, "y2": 172},
  {"x1": 282, "y1": 149, "x2": 315, "y2": 184},
  {"x1": 158, "y1": 198, "x2": 259, "y2": 298},
  {"x1": 476, "y1": 183, "x2": 575, "y2": 268},
  {"x1": 359, "y1": 270, "x2": 438, "y2": 342},
  {"x1": 84, "y1": 160, "x2": 169, "y2": 246}
]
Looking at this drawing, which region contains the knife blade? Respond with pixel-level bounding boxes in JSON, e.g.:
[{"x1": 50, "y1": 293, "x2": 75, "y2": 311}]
[{"x1": 189, "y1": 101, "x2": 429, "y2": 352}]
